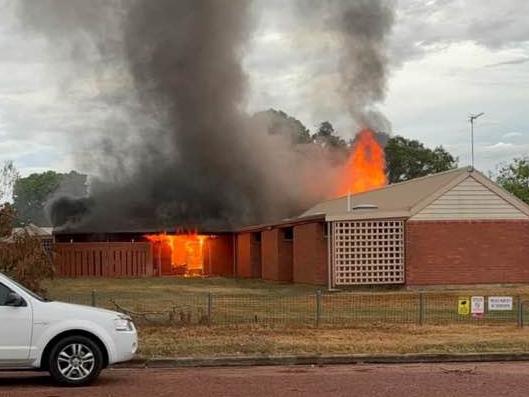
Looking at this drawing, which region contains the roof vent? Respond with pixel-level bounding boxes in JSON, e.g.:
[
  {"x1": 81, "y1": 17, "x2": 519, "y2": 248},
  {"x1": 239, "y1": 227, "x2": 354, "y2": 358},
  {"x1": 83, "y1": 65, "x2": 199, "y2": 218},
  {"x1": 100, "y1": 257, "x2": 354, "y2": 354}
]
[{"x1": 352, "y1": 204, "x2": 378, "y2": 210}]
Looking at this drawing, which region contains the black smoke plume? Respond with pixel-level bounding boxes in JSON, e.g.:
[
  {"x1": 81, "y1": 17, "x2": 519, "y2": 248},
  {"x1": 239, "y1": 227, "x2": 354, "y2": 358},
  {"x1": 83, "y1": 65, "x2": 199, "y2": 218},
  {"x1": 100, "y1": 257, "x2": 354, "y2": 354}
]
[{"x1": 14, "y1": 0, "x2": 395, "y2": 232}]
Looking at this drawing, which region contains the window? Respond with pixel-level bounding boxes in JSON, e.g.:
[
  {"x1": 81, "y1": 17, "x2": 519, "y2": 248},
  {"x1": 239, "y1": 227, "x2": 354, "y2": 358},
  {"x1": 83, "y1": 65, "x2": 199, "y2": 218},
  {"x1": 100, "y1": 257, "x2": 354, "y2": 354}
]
[
  {"x1": 282, "y1": 227, "x2": 293, "y2": 241},
  {"x1": 0, "y1": 283, "x2": 11, "y2": 306},
  {"x1": 321, "y1": 222, "x2": 329, "y2": 238},
  {"x1": 252, "y1": 232, "x2": 261, "y2": 243},
  {"x1": 3, "y1": 278, "x2": 46, "y2": 302}
]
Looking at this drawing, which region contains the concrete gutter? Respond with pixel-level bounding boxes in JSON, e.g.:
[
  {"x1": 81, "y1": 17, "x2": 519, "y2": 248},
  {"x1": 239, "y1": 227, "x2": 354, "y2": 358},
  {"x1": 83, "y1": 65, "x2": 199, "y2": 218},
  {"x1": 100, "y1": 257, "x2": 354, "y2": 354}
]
[{"x1": 114, "y1": 352, "x2": 529, "y2": 369}]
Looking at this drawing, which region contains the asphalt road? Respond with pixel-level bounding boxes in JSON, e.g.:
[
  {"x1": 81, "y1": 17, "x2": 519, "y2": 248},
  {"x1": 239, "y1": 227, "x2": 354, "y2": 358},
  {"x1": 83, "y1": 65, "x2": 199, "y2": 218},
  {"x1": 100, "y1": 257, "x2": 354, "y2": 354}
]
[{"x1": 1, "y1": 362, "x2": 529, "y2": 396}]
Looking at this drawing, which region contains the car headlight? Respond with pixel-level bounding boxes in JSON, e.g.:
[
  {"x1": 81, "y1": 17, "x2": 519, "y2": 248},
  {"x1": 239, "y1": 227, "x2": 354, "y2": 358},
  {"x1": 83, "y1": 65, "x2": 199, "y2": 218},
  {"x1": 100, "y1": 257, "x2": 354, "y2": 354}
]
[{"x1": 114, "y1": 315, "x2": 134, "y2": 331}]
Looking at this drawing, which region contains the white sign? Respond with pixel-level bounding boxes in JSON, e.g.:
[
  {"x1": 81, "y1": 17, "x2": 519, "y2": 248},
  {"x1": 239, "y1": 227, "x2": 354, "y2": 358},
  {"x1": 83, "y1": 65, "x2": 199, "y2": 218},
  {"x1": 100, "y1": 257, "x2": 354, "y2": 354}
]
[
  {"x1": 471, "y1": 296, "x2": 485, "y2": 314},
  {"x1": 488, "y1": 296, "x2": 513, "y2": 311}
]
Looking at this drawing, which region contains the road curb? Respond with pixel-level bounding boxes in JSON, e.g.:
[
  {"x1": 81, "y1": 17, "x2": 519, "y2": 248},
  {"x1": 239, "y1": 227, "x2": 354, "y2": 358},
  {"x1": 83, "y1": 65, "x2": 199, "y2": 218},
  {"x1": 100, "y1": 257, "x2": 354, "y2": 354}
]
[{"x1": 113, "y1": 352, "x2": 529, "y2": 369}]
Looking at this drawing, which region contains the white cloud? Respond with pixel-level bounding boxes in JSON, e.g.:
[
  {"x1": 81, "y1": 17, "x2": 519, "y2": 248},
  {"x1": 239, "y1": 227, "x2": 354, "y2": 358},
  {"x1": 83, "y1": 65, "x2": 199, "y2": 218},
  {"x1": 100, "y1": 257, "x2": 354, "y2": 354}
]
[{"x1": 503, "y1": 132, "x2": 523, "y2": 139}]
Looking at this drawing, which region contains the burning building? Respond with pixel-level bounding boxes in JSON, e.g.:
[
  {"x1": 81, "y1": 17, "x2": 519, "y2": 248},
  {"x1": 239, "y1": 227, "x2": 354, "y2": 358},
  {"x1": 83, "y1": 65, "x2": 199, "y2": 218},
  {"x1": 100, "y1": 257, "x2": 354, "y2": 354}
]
[
  {"x1": 53, "y1": 228, "x2": 235, "y2": 278},
  {"x1": 54, "y1": 165, "x2": 529, "y2": 287},
  {"x1": 20, "y1": 1, "x2": 529, "y2": 287}
]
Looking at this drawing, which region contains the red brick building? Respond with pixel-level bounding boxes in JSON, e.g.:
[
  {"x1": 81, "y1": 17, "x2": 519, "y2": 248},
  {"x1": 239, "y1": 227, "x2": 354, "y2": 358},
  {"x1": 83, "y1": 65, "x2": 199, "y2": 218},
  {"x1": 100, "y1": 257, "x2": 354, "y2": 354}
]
[
  {"x1": 54, "y1": 167, "x2": 529, "y2": 287},
  {"x1": 234, "y1": 167, "x2": 529, "y2": 287}
]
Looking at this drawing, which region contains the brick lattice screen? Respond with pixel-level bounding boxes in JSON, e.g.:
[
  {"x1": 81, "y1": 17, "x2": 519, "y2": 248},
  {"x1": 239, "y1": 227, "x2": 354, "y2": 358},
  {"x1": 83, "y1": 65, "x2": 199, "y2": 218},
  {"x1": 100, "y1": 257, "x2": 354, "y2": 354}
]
[{"x1": 332, "y1": 220, "x2": 405, "y2": 285}]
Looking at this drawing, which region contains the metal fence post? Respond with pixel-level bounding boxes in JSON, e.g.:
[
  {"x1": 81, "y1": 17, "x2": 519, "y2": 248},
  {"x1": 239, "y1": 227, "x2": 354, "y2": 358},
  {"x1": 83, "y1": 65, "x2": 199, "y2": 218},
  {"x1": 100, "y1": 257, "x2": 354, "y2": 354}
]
[
  {"x1": 418, "y1": 293, "x2": 425, "y2": 326},
  {"x1": 518, "y1": 296, "x2": 523, "y2": 328},
  {"x1": 207, "y1": 292, "x2": 213, "y2": 326},
  {"x1": 316, "y1": 290, "x2": 322, "y2": 327},
  {"x1": 91, "y1": 290, "x2": 96, "y2": 307}
]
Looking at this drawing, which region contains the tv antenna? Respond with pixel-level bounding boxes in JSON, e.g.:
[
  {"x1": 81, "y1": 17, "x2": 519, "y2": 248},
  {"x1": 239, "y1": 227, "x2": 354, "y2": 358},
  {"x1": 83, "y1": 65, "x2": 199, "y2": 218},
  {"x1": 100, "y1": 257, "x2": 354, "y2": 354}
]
[{"x1": 469, "y1": 112, "x2": 484, "y2": 169}]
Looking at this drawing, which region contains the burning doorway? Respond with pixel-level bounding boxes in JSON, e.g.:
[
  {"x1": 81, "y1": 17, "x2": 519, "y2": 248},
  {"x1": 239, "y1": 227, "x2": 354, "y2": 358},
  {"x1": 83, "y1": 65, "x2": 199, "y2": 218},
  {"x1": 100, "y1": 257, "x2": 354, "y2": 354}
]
[
  {"x1": 145, "y1": 233, "x2": 235, "y2": 276},
  {"x1": 145, "y1": 233, "x2": 210, "y2": 276}
]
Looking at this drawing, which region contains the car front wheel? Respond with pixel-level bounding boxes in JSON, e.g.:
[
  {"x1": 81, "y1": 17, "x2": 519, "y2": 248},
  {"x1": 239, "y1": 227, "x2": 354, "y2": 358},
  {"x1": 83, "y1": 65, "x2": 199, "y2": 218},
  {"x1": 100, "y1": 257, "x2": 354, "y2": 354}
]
[{"x1": 47, "y1": 335, "x2": 104, "y2": 386}]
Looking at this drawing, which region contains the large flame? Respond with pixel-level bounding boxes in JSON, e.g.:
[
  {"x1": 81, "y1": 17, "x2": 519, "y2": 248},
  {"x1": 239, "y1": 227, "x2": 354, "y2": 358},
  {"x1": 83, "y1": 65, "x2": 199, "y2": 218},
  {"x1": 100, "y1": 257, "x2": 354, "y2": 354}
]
[
  {"x1": 145, "y1": 232, "x2": 209, "y2": 275},
  {"x1": 336, "y1": 128, "x2": 387, "y2": 196}
]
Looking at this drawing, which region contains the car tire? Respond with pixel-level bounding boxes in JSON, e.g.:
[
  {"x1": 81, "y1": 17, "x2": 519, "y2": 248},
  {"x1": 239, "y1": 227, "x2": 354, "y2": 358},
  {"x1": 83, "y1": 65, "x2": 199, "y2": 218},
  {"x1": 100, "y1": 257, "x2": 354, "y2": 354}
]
[{"x1": 47, "y1": 335, "x2": 104, "y2": 387}]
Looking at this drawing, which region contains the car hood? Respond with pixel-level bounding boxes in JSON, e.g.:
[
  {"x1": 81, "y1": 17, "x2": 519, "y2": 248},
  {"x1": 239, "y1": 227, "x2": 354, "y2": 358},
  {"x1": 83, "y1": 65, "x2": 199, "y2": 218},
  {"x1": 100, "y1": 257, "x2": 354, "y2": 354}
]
[{"x1": 39, "y1": 300, "x2": 125, "y2": 319}]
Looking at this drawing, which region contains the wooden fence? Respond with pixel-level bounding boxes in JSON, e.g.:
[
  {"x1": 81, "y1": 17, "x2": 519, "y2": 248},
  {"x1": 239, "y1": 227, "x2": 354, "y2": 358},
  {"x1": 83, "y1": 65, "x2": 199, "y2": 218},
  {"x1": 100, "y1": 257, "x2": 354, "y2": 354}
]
[{"x1": 54, "y1": 242, "x2": 154, "y2": 277}]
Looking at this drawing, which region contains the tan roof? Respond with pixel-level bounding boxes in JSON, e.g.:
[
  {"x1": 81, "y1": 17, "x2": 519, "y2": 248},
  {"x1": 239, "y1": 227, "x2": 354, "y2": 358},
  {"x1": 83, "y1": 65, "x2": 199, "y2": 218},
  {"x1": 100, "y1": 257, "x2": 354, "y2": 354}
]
[
  {"x1": 237, "y1": 166, "x2": 529, "y2": 231},
  {"x1": 301, "y1": 167, "x2": 474, "y2": 220},
  {"x1": 2, "y1": 224, "x2": 53, "y2": 242}
]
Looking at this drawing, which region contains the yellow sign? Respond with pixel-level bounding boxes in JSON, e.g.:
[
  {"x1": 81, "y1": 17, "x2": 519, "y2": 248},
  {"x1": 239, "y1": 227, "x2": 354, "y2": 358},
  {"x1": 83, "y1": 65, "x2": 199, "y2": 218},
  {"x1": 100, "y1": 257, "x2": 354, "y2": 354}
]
[{"x1": 458, "y1": 297, "x2": 470, "y2": 315}]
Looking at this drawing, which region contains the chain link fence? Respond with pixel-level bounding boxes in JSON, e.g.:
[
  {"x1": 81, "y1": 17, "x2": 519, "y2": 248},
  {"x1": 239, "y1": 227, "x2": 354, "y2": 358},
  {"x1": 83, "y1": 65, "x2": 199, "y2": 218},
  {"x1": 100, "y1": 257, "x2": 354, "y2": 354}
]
[{"x1": 51, "y1": 290, "x2": 529, "y2": 328}]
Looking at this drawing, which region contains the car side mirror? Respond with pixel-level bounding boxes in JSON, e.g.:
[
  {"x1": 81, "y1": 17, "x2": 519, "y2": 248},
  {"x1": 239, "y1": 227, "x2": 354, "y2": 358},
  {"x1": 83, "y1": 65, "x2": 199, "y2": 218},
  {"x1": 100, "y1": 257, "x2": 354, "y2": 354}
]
[{"x1": 5, "y1": 291, "x2": 26, "y2": 307}]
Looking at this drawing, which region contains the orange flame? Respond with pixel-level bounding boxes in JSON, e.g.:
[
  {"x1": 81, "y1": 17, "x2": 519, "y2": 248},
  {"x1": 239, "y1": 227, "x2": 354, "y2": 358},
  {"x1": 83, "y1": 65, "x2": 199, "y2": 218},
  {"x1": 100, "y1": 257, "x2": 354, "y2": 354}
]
[
  {"x1": 145, "y1": 232, "x2": 209, "y2": 274},
  {"x1": 336, "y1": 128, "x2": 387, "y2": 196}
]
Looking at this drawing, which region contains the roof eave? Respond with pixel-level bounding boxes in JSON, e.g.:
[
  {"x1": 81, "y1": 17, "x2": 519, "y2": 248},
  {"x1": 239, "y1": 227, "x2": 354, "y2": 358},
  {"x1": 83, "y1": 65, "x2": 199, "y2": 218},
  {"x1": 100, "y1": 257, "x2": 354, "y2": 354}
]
[
  {"x1": 236, "y1": 214, "x2": 326, "y2": 233},
  {"x1": 326, "y1": 210, "x2": 411, "y2": 222}
]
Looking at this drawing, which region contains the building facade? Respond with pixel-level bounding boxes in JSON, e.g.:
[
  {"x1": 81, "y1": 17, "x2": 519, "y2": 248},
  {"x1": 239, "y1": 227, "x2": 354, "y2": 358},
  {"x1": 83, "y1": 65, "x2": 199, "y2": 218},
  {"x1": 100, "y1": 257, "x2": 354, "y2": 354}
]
[
  {"x1": 234, "y1": 167, "x2": 529, "y2": 287},
  {"x1": 53, "y1": 167, "x2": 529, "y2": 287}
]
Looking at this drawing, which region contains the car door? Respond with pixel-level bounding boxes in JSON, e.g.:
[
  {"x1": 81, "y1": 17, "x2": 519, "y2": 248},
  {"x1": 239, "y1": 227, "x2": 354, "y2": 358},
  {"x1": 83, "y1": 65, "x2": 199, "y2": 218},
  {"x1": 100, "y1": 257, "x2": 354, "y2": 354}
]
[{"x1": 0, "y1": 282, "x2": 32, "y2": 365}]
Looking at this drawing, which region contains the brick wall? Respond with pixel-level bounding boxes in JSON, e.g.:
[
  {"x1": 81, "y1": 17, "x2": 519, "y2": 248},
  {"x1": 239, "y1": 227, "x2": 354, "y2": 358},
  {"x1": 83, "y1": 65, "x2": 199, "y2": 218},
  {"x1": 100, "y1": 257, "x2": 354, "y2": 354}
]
[
  {"x1": 236, "y1": 232, "x2": 261, "y2": 278},
  {"x1": 293, "y1": 222, "x2": 328, "y2": 285},
  {"x1": 406, "y1": 220, "x2": 529, "y2": 285},
  {"x1": 261, "y1": 229, "x2": 293, "y2": 282},
  {"x1": 204, "y1": 235, "x2": 234, "y2": 276}
]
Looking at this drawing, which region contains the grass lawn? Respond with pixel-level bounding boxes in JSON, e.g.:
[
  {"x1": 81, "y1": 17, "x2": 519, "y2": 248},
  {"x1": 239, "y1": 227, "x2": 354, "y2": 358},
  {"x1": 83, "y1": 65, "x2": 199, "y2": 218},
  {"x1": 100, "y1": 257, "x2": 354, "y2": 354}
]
[
  {"x1": 44, "y1": 276, "x2": 320, "y2": 300},
  {"x1": 44, "y1": 277, "x2": 529, "y2": 325},
  {"x1": 138, "y1": 324, "x2": 529, "y2": 358},
  {"x1": 44, "y1": 276, "x2": 529, "y2": 301},
  {"x1": 43, "y1": 277, "x2": 529, "y2": 358}
]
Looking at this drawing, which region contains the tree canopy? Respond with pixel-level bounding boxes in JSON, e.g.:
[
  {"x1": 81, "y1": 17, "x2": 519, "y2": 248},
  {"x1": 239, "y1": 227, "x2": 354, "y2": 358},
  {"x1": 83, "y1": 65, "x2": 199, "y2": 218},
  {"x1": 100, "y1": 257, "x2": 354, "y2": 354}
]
[
  {"x1": 496, "y1": 157, "x2": 529, "y2": 204},
  {"x1": 0, "y1": 162, "x2": 53, "y2": 293},
  {"x1": 384, "y1": 136, "x2": 458, "y2": 183},
  {"x1": 252, "y1": 108, "x2": 312, "y2": 144},
  {"x1": 312, "y1": 121, "x2": 347, "y2": 149},
  {"x1": 13, "y1": 170, "x2": 87, "y2": 226},
  {"x1": 0, "y1": 203, "x2": 54, "y2": 294}
]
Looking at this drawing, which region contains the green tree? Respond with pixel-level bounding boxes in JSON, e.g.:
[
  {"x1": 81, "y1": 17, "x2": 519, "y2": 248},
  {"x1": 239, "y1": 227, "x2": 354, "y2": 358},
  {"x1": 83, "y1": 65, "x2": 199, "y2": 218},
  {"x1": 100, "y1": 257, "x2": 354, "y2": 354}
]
[
  {"x1": 0, "y1": 204, "x2": 54, "y2": 294},
  {"x1": 496, "y1": 157, "x2": 529, "y2": 204},
  {"x1": 252, "y1": 109, "x2": 312, "y2": 144},
  {"x1": 385, "y1": 136, "x2": 458, "y2": 183},
  {"x1": 13, "y1": 170, "x2": 87, "y2": 226},
  {"x1": 0, "y1": 163, "x2": 54, "y2": 292},
  {"x1": 312, "y1": 121, "x2": 347, "y2": 149}
]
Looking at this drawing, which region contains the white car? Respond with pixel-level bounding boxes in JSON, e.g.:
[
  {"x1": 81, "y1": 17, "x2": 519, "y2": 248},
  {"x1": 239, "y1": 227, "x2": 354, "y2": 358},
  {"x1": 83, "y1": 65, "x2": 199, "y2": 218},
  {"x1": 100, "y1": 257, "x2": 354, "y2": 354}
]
[{"x1": 0, "y1": 272, "x2": 138, "y2": 386}]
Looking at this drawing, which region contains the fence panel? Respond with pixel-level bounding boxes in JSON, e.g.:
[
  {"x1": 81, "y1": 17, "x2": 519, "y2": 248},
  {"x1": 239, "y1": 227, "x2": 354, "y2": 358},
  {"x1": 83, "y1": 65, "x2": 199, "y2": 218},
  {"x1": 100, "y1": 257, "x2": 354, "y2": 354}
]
[
  {"x1": 49, "y1": 290, "x2": 529, "y2": 328},
  {"x1": 212, "y1": 295, "x2": 315, "y2": 326},
  {"x1": 321, "y1": 293, "x2": 419, "y2": 326},
  {"x1": 423, "y1": 294, "x2": 522, "y2": 325},
  {"x1": 55, "y1": 242, "x2": 154, "y2": 277}
]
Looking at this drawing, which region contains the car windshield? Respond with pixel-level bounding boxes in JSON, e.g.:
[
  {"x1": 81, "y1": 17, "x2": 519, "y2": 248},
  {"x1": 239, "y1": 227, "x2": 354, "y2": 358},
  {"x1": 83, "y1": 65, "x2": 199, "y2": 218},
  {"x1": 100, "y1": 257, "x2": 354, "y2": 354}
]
[{"x1": 1, "y1": 273, "x2": 50, "y2": 302}]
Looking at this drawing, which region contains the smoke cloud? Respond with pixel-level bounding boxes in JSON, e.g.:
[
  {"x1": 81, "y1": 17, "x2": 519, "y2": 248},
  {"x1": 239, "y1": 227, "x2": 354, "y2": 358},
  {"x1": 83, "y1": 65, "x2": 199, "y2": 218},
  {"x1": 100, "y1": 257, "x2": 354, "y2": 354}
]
[
  {"x1": 298, "y1": 0, "x2": 394, "y2": 134},
  {"x1": 336, "y1": 0, "x2": 394, "y2": 133},
  {"x1": 13, "y1": 0, "x2": 395, "y2": 232}
]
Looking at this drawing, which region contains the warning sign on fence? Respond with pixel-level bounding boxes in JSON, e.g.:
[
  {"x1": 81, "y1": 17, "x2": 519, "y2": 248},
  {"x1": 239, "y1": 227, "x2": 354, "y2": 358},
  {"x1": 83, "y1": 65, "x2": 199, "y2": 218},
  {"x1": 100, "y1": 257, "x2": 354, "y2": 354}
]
[
  {"x1": 488, "y1": 296, "x2": 513, "y2": 311},
  {"x1": 458, "y1": 297, "x2": 470, "y2": 315},
  {"x1": 471, "y1": 296, "x2": 485, "y2": 315}
]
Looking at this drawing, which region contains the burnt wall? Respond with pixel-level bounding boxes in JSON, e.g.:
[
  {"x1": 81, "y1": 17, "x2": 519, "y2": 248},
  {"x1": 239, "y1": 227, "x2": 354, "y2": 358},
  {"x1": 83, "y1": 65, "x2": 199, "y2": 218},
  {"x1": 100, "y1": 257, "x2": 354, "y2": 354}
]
[{"x1": 204, "y1": 235, "x2": 234, "y2": 276}]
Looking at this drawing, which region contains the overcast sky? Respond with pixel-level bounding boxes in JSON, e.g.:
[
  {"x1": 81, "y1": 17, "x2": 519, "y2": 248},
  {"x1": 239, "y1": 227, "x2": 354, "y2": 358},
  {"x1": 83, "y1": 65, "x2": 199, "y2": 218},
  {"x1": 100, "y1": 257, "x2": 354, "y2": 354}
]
[{"x1": 1, "y1": 0, "x2": 528, "y2": 177}]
